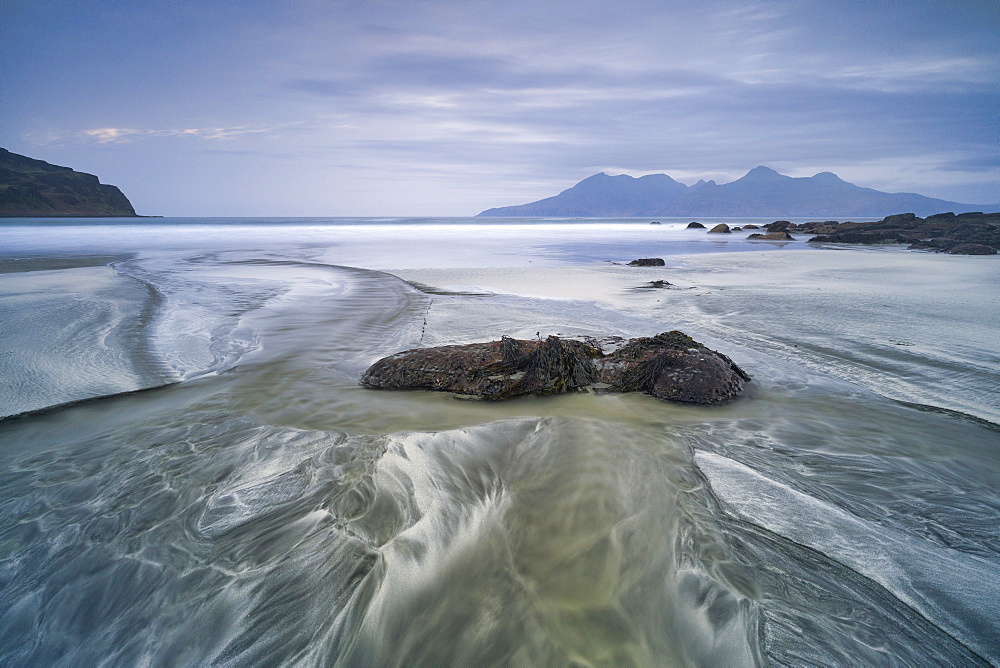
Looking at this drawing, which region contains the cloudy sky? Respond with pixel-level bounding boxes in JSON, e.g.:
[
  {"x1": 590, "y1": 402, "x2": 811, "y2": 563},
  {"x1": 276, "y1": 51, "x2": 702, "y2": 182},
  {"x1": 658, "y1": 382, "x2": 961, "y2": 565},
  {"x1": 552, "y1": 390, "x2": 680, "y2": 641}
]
[{"x1": 3, "y1": 0, "x2": 997, "y2": 216}]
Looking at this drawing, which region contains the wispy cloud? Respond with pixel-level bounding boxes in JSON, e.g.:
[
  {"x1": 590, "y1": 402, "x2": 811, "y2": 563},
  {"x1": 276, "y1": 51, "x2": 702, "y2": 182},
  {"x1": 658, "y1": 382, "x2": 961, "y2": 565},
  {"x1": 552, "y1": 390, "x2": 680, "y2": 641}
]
[
  {"x1": 80, "y1": 126, "x2": 272, "y2": 143},
  {"x1": 26, "y1": 125, "x2": 283, "y2": 146}
]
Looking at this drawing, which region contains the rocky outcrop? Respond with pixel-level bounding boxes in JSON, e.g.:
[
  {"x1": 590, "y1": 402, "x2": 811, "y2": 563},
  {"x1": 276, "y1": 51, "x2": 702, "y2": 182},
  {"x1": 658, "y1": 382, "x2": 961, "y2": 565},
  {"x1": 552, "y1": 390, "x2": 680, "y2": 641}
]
[
  {"x1": 708, "y1": 224, "x2": 731, "y2": 234},
  {"x1": 628, "y1": 258, "x2": 666, "y2": 266},
  {"x1": 947, "y1": 244, "x2": 997, "y2": 255},
  {"x1": 796, "y1": 220, "x2": 841, "y2": 234},
  {"x1": 807, "y1": 212, "x2": 1000, "y2": 254},
  {"x1": 361, "y1": 331, "x2": 750, "y2": 404},
  {"x1": 0, "y1": 148, "x2": 137, "y2": 217}
]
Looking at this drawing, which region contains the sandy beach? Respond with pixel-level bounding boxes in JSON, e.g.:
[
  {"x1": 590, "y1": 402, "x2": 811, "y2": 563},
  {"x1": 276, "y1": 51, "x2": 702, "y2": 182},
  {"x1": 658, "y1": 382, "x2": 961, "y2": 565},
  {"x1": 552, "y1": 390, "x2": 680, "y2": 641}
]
[{"x1": 1, "y1": 220, "x2": 997, "y2": 666}]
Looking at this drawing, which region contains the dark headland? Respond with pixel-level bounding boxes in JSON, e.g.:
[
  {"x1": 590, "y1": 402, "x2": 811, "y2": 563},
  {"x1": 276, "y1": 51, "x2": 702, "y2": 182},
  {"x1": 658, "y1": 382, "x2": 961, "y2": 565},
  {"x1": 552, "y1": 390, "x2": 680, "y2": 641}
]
[
  {"x1": 478, "y1": 167, "x2": 1000, "y2": 218},
  {"x1": 0, "y1": 148, "x2": 137, "y2": 217}
]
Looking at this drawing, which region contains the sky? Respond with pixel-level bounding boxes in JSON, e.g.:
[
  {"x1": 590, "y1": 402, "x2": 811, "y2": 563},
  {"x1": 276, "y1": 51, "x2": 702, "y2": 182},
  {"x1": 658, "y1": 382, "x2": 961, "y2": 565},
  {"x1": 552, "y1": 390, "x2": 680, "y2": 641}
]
[{"x1": 2, "y1": 0, "x2": 997, "y2": 216}]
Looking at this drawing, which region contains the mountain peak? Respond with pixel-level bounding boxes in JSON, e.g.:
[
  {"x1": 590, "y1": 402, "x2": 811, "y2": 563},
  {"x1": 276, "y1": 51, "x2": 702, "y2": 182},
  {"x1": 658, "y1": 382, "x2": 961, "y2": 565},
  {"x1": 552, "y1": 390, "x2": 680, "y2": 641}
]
[
  {"x1": 811, "y1": 171, "x2": 845, "y2": 183},
  {"x1": 738, "y1": 166, "x2": 786, "y2": 181}
]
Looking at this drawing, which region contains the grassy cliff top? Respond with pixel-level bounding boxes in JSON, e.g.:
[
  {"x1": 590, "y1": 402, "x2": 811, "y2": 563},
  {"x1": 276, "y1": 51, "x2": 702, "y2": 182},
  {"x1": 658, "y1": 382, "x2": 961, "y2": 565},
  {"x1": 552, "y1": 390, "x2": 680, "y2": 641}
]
[{"x1": 0, "y1": 148, "x2": 137, "y2": 217}]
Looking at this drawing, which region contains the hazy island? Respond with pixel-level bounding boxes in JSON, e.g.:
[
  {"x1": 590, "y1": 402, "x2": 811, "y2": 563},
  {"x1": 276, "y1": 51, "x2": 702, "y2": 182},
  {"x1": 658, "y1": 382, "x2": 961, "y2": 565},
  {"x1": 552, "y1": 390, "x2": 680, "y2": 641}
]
[
  {"x1": 0, "y1": 148, "x2": 137, "y2": 217},
  {"x1": 478, "y1": 167, "x2": 1000, "y2": 218}
]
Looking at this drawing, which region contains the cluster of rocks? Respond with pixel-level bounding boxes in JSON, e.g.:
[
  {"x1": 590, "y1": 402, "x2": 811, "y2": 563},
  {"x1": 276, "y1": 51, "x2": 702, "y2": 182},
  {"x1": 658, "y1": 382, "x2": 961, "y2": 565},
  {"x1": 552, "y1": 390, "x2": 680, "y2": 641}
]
[
  {"x1": 696, "y1": 221, "x2": 795, "y2": 240},
  {"x1": 807, "y1": 212, "x2": 999, "y2": 254},
  {"x1": 681, "y1": 214, "x2": 999, "y2": 253},
  {"x1": 361, "y1": 331, "x2": 750, "y2": 405}
]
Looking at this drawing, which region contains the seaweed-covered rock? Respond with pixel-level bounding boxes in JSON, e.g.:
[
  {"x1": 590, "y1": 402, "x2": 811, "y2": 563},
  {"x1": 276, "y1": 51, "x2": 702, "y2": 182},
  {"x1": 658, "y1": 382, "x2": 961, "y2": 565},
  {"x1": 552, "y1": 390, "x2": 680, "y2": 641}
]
[
  {"x1": 361, "y1": 331, "x2": 750, "y2": 404},
  {"x1": 628, "y1": 258, "x2": 666, "y2": 266},
  {"x1": 708, "y1": 224, "x2": 731, "y2": 234}
]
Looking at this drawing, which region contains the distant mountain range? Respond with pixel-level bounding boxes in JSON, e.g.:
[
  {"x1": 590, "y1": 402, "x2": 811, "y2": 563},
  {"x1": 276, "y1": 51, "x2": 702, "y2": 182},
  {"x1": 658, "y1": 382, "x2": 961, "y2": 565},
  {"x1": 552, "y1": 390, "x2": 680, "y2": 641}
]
[
  {"x1": 0, "y1": 148, "x2": 137, "y2": 217},
  {"x1": 477, "y1": 167, "x2": 999, "y2": 218}
]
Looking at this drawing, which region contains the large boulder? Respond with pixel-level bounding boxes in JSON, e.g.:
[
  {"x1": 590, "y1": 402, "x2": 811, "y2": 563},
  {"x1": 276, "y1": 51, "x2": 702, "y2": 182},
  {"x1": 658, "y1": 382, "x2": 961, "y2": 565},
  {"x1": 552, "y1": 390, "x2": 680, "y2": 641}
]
[
  {"x1": 708, "y1": 224, "x2": 731, "y2": 234},
  {"x1": 361, "y1": 331, "x2": 750, "y2": 404},
  {"x1": 686, "y1": 222, "x2": 706, "y2": 229}
]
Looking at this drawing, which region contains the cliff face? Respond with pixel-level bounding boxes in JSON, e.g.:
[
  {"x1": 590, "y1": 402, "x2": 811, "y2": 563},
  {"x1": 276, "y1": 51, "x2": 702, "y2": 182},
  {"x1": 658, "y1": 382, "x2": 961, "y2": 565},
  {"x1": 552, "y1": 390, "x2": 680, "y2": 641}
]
[
  {"x1": 0, "y1": 148, "x2": 137, "y2": 217},
  {"x1": 478, "y1": 167, "x2": 1000, "y2": 218}
]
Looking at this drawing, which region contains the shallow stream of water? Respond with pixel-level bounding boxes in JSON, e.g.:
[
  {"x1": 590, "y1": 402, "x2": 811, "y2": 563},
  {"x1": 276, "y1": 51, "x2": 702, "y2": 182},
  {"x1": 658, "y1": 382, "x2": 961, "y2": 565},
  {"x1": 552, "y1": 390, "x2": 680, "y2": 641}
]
[{"x1": 1, "y1": 219, "x2": 997, "y2": 666}]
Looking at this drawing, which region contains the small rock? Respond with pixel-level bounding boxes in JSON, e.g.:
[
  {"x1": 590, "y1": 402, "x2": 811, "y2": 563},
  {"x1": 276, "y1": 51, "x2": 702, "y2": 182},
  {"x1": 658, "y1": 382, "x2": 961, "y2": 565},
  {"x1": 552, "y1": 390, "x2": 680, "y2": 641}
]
[
  {"x1": 632, "y1": 279, "x2": 673, "y2": 292},
  {"x1": 743, "y1": 224, "x2": 760, "y2": 230},
  {"x1": 686, "y1": 222, "x2": 706, "y2": 229},
  {"x1": 748, "y1": 231, "x2": 796, "y2": 240},
  {"x1": 628, "y1": 258, "x2": 666, "y2": 266}
]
